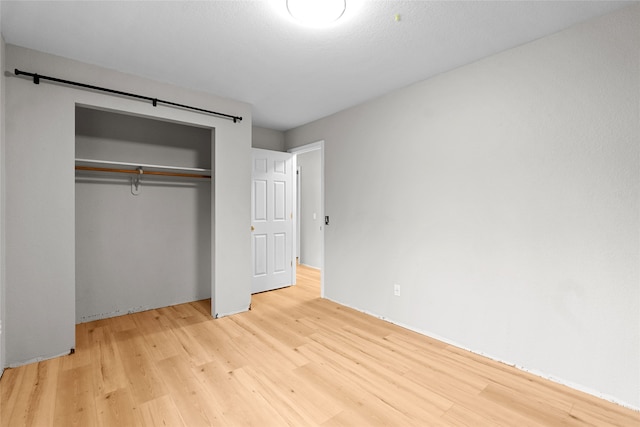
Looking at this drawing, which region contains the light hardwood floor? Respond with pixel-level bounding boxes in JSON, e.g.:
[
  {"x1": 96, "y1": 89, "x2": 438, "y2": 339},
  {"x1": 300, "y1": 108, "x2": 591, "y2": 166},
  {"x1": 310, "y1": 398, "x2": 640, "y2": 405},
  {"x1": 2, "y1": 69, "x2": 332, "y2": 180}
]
[{"x1": 1, "y1": 265, "x2": 638, "y2": 426}]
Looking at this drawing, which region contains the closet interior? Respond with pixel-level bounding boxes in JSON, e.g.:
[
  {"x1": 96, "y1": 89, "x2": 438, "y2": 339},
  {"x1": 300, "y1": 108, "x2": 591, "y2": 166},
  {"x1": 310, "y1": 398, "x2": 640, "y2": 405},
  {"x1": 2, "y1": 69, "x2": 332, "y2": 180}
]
[{"x1": 75, "y1": 106, "x2": 213, "y2": 323}]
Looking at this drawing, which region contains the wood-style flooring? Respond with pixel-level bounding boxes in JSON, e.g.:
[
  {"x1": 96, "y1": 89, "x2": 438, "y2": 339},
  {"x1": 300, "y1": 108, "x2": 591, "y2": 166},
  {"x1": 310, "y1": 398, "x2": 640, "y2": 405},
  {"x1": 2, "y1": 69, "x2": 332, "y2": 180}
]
[{"x1": 1, "y1": 265, "x2": 638, "y2": 426}]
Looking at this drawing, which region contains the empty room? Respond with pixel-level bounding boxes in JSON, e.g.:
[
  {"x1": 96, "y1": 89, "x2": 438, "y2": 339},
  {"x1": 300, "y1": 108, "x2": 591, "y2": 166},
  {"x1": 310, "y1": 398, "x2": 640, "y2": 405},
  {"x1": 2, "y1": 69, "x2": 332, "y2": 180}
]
[{"x1": 0, "y1": 1, "x2": 638, "y2": 425}]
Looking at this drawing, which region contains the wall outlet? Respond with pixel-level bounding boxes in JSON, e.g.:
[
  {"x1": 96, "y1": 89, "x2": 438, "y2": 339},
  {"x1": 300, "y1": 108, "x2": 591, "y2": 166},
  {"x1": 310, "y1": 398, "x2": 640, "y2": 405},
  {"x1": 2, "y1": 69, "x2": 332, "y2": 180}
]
[{"x1": 393, "y1": 283, "x2": 401, "y2": 296}]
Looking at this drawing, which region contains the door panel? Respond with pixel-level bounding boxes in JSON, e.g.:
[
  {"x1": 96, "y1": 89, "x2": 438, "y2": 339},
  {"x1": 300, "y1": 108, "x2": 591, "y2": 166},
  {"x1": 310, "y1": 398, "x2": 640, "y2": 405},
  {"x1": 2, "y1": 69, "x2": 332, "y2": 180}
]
[
  {"x1": 254, "y1": 234, "x2": 267, "y2": 276},
  {"x1": 274, "y1": 233, "x2": 286, "y2": 273},
  {"x1": 251, "y1": 149, "x2": 294, "y2": 294},
  {"x1": 274, "y1": 181, "x2": 286, "y2": 220},
  {"x1": 254, "y1": 180, "x2": 267, "y2": 220}
]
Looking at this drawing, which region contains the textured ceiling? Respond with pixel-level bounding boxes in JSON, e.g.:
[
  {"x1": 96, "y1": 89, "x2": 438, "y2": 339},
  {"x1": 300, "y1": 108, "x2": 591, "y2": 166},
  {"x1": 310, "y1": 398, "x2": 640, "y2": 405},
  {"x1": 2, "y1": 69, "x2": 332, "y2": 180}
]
[{"x1": 0, "y1": 0, "x2": 632, "y2": 131}]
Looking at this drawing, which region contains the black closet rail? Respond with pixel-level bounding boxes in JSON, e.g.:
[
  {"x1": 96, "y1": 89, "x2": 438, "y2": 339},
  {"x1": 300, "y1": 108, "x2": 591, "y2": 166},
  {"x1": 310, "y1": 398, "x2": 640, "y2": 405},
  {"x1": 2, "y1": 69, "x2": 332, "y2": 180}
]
[{"x1": 14, "y1": 68, "x2": 243, "y2": 123}]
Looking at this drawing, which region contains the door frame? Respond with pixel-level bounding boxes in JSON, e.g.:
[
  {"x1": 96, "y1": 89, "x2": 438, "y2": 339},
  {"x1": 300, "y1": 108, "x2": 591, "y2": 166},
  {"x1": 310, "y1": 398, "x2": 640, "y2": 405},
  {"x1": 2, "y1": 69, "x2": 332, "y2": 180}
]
[{"x1": 288, "y1": 141, "x2": 325, "y2": 297}]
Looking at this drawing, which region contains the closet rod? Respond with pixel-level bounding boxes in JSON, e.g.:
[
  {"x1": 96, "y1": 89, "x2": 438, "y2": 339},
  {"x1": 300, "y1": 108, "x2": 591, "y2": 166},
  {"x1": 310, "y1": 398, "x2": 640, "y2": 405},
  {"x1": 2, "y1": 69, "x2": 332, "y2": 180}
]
[
  {"x1": 14, "y1": 68, "x2": 243, "y2": 123},
  {"x1": 76, "y1": 166, "x2": 211, "y2": 179},
  {"x1": 76, "y1": 158, "x2": 211, "y2": 173}
]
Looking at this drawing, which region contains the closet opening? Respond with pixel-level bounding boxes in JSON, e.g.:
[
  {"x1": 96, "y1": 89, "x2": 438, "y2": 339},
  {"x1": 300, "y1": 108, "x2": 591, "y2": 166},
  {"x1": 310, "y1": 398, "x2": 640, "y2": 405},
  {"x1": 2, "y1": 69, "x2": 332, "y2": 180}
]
[{"x1": 75, "y1": 106, "x2": 214, "y2": 323}]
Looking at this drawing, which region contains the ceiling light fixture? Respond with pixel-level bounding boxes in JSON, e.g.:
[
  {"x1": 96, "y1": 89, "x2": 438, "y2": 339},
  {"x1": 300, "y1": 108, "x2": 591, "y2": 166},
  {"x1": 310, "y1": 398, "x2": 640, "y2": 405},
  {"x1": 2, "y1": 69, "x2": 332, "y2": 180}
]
[{"x1": 286, "y1": 0, "x2": 347, "y2": 27}]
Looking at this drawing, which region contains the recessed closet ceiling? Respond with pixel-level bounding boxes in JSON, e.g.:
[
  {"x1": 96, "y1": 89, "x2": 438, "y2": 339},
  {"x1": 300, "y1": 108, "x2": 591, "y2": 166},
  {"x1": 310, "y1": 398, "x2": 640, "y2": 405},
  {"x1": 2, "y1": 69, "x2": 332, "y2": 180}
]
[{"x1": 0, "y1": 1, "x2": 631, "y2": 131}]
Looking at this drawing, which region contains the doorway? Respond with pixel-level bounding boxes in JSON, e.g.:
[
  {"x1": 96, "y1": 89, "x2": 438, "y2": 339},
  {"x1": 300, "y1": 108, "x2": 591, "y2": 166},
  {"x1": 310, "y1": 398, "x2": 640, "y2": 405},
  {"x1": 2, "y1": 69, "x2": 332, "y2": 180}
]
[
  {"x1": 289, "y1": 141, "x2": 325, "y2": 297},
  {"x1": 75, "y1": 106, "x2": 213, "y2": 322}
]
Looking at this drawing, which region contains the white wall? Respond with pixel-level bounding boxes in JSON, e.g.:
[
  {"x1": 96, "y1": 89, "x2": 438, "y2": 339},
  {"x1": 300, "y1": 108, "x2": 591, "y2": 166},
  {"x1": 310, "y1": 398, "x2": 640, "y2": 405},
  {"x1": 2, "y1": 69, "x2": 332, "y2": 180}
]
[
  {"x1": 252, "y1": 126, "x2": 285, "y2": 151},
  {"x1": 5, "y1": 45, "x2": 252, "y2": 365},
  {"x1": 75, "y1": 107, "x2": 212, "y2": 322},
  {"x1": 285, "y1": 6, "x2": 640, "y2": 408},
  {"x1": 297, "y1": 149, "x2": 322, "y2": 268},
  {"x1": 0, "y1": 6, "x2": 6, "y2": 376}
]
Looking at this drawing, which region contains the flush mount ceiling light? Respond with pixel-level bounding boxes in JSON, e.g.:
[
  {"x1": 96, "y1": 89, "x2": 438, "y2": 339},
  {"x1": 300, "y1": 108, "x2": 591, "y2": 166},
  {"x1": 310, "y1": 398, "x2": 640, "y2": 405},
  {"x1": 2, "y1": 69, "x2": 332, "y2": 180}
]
[{"x1": 287, "y1": 0, "x2": 347, "y2": 27}]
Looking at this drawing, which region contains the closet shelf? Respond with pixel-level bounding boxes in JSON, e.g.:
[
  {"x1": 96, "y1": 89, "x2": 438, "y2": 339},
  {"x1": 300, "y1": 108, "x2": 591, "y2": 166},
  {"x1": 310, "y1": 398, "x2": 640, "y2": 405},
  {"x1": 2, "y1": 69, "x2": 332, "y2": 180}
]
[
  {"x1": 75, "y1": 158, "x2": 211, "y2": 173},
  {"x1": 75, "y1": 158, "x2": 211, "y2": 179}
]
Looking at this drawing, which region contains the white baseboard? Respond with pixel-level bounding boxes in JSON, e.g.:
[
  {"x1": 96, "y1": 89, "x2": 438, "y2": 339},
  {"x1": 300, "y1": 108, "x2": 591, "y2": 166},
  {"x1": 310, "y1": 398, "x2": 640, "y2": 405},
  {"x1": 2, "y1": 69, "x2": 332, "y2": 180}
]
[{"x1": 325, "y1": 297, "x2": 640, "y2": 413}]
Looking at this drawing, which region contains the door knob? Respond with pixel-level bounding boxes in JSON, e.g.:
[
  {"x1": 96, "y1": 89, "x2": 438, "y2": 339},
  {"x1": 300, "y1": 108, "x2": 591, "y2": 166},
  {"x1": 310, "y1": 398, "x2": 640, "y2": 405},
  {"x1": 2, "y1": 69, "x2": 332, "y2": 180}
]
[{"x1": 251, "y1": 225, "x2": 255, "y2": 231}]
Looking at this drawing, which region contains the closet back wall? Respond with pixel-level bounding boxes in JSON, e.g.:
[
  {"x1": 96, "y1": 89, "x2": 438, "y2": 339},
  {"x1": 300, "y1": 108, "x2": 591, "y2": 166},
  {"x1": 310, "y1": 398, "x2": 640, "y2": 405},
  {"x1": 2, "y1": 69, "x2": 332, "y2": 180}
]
[{"x1": 75, "y1": 107, "x2": 211, "y2": 322}]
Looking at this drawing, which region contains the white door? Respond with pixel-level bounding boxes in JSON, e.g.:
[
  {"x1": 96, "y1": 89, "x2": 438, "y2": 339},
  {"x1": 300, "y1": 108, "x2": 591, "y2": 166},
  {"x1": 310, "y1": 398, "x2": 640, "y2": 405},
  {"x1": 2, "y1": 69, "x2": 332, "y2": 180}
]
[{"x1": 251, "y1": 149, "x2": 295, "y2": 294}]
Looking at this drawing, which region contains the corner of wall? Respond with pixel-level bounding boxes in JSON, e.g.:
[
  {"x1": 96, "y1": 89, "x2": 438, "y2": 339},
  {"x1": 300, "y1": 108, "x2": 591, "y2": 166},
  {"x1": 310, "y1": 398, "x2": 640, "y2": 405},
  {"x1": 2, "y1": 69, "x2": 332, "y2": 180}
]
[{"x1": 0, "y1": 11, "x2": 6, "y2": 378}]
